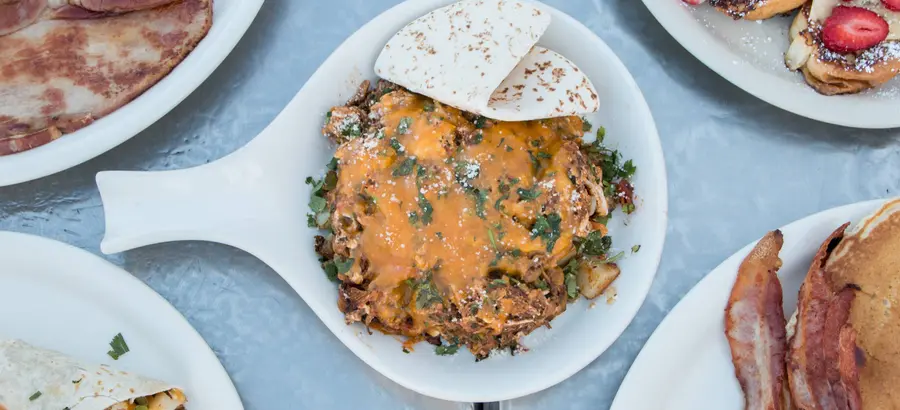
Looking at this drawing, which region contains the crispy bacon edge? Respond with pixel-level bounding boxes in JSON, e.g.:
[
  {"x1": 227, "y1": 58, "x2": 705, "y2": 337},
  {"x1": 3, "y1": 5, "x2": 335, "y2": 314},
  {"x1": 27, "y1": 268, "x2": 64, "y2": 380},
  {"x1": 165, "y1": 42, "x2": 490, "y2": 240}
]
[
  {"x1": 726, "y1": 230, "x2": 788, "y2": 410},
  {"x1": 786, "y1": 223, "x2": 862, "y2": 410}
]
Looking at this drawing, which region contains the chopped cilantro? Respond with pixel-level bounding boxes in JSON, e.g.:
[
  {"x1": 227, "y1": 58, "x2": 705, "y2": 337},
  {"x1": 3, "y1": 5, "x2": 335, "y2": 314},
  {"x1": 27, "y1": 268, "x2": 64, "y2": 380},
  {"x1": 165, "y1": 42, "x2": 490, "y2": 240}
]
[
  {"x1": 423, "y1": 101, "x2": 435, "y2": 112},
  {"x1": 473, "y1": 189, "x2": 488, "y2": 219},
  {"x1": 309, "y1": 196, "x2": 327, "y2": 213},
  {"x1": 497, "y1": 137, "x2": 506, "y2": 148},
  {"x1": 488, "y1": 228, "x2": 498, "y2": 250},
  {"x1": 622, "y1": 203, "x2": 636, "y2": 214},
  {"x1": 341, "y1": 120, "x2": 362, "y2": 138},
  {"x1": 563, "y1": 259, "x2": 580, "y2": 299},
  {"x1": 29, "y1": 391, "x2": 41, "y2": 401},
  {"x1": 389, "y1": 137, "x2": 404, "y2": 154},
  {"x1": 582, "y1": 118, "x2": 592, "y2": 132},
  {"x1": 397, "y1": 117, "x2": 413, "y2": 135},
  {"x1": 516, "y1": 187, "x2": 541, "y2": 201},
  {"x1": 307, "y1": 214, "x2": 317, "y2": 228},
  {"x1": 326, "y1": 157, "x2": 339, "y2": 171},
  {"x1": 531, "y1": 213, "x2": 562, "y2": 252},
  {"x1": 622, "y1": 159, "x2": 637, "y2": 178},
  {"x1": 537, "y1": 151, "x2": 552, "y2": 160},
  {"x1": 413, "y1": 266, "x2": 443, "y2": 309},
  {"x1": 632, "y1": 245, "x2": 641, "y2": 253},
  {"x1": 419, "y1": 194, "x2": 433, "y2": 225},
  {"x1": 531, "y1": 139, "x2": 542, "y2": 147},
  {"x1": 322, "y1": 261, "x2": 339, "y2": 282},
  {"x1": 471, "y1": 131, "x2": 484, "y2": 145},
  {"x1": 334, "y1": 256, "x2": 355, "y2": 274},
  {"x1": 435, "y1": 344, "x2": 459, "y2": 356},
  {"x1": 597, "y1": 126, "x2": 606, "y2": 142},
  {"x1": 474, "y1": 116, "x2": 487, "y2": 129},
  {"x1": 535, "y1": 280, "x2": 549, "y2": 291},
  {"x1": 577, "y1": 231, "x2": 612, "y2": 256},
  {"x1": 436, "y1": 232, "x2": 444, "y2": 239},
  {"x1": 393, "y1": 157, "x2": 417, "y2": 177},
  {"x1": 107, "y1": 333, "x2": 129, "y2": 360},
  {"x1": 408, "y1": 212, "x2": 420, "y2": 225},
  {"x1": 506, "y1": 146, "x2": 514, "y2": 152}
]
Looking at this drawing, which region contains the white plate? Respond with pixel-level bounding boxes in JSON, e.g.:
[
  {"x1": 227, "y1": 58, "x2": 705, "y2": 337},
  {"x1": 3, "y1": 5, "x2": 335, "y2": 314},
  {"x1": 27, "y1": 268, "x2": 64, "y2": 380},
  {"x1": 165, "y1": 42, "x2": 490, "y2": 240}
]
[
  {"x1": 0, "y1": 231, "x2": 243, "y2": 410},
  {"x1": 94, "y1": 0, "x2": 668, "y2": 402},
  {"x1": 642, "y1": 0, "x2": 900, "y2": 129},
  {"x1": 611, "y1": 199, "x2": 887, "y2": 410},
  {"x1": 0, "y1": 0, "x2": 264, "y2": 187}
]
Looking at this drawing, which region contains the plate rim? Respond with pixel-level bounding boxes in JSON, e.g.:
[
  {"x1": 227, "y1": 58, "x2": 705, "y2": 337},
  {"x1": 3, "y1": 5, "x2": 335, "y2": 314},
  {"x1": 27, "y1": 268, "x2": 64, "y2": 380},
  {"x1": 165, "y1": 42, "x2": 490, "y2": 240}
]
[
  {"x1": 0, "y1": 0, "x2": 265, "y2": 187},
  {"x1": 610, "y1": 198, "x2": 888, "y2": 410},
  {"x1": 0, "y1": 231, "x2": 244, "y2": 410},
  {"x1": 640, "y1": 0, "x2": 900, "y2": 129}
]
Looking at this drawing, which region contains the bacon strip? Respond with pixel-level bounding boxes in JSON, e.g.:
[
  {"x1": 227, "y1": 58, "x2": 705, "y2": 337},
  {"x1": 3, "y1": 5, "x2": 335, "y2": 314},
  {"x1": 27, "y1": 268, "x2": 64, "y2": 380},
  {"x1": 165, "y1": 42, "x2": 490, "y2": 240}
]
[
  {"x1": 787, "y1": 224, "x2": 862, "y2": 410},
  {"x1": 726, "y1": 230, "x2": 788, "y2": 410}
]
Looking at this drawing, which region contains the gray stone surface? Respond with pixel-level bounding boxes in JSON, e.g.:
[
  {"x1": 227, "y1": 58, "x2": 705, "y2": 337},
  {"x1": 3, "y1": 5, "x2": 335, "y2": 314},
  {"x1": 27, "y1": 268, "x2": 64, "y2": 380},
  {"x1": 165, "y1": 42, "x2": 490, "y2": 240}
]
[{"x1": 1, "y1": 0, "x2": 899, "y2": 409}]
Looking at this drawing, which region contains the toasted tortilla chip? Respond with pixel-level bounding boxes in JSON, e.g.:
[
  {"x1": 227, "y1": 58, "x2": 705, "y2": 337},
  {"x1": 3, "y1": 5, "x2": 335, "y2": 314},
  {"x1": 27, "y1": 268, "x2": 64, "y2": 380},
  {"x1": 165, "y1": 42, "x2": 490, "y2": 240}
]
[{"x1": 374, "y1": 0, "x2": 599, "y2": 121}]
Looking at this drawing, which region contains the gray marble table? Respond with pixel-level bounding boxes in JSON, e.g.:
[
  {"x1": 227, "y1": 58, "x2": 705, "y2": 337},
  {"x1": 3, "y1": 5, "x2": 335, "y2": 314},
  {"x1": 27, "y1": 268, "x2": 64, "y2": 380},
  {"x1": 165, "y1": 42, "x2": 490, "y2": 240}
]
[{"x1": 2, "y1": 0, "x2": 899, "y2": 409}]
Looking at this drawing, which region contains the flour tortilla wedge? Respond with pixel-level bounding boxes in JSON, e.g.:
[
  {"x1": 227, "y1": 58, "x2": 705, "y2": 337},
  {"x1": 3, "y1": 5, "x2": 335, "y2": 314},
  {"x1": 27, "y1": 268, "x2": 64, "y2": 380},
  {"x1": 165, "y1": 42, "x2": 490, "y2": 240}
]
[
  {"x1": 0, "y1": 339, "x2": 186, "y2": 410},
  {"x1": 374, "y1": 0, "x2": 599, "y2": 121}
]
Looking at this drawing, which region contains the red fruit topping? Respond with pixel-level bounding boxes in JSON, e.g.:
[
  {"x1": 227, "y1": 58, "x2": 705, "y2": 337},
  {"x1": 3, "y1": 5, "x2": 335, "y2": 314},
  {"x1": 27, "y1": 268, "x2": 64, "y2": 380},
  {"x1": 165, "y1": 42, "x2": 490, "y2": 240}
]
[
  {"x1": 682, "y1": 0, "x2": 704, "y2": 5},
  {"x1": 822, "y1": 6, "x2": 889, "y2": 54},
  {"x1": 883, "y1": 0, "x2": 900, "y2": 11}
]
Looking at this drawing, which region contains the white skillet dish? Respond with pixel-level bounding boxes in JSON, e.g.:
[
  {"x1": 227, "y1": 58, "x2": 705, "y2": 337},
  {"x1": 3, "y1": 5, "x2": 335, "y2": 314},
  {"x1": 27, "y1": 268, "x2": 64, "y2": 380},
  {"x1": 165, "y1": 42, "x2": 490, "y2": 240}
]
[
  {"x1": 642, "y1": 0, "x2": 900, "y2": 129},
  {"x1": 610, "y1": 199, "x2": 886, "y2": 410},
  {"x1": 95, "y1": 0, "x2": 668, "y2": 402},
  {"x1": 0, "y1": 231, "x2": 243, "y2": 410},
  {"x1": 0, "y1": 0, "x2": 264, "y2": 187}
]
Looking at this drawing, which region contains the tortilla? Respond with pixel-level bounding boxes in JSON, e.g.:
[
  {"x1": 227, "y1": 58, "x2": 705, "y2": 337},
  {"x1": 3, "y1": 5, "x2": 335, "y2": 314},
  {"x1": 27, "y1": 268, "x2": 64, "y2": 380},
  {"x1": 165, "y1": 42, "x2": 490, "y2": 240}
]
[
  {"x1": 0, "y1": 339, "x2": 186, "y2": 410},
  {"x1": 374, "y1": 0, "x2": 599, "y2": 122}
]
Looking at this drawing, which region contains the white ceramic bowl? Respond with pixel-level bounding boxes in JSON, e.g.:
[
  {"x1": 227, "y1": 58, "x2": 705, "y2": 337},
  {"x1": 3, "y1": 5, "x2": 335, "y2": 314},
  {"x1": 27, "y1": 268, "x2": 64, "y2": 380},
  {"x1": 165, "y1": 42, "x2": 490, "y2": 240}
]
[
  {"x1": 642, "y1": 0, "x2": 900, "y2": 129},
  {"x1": 0, "y1": 0, "x2": 264, "y2": 187},
  {"x1": 96, "y1": 0, "x2": 668, "y2": 402}
]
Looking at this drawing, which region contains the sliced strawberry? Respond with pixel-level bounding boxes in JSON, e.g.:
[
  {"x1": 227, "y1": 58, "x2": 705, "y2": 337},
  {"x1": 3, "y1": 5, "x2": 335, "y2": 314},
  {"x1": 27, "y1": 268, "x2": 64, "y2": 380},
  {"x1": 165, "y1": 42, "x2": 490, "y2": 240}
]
[
  {"x1": 883, "y1": 0, "x2": 900, "y2": 11},
  {"x1": 822, "y1": 6, "x2": 889, "y2": 54},
  {"x1": 682, "y1": 0, "x2": 704, "y2": 5}
]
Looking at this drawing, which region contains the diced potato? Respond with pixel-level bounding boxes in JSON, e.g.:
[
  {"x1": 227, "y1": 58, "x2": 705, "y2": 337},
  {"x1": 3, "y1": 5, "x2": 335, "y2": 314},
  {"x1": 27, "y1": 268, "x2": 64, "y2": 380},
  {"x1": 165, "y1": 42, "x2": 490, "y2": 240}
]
[{"x1": 577, "y1": 261, "x2": 621, "y2": 299}]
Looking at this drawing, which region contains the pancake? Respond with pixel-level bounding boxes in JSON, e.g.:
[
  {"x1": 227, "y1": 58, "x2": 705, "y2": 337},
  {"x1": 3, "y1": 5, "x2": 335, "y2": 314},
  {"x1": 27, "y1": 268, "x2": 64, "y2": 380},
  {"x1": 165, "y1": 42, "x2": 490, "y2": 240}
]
[{"x1": 825, "y1": 199, "x2": 900, "y2": 409}]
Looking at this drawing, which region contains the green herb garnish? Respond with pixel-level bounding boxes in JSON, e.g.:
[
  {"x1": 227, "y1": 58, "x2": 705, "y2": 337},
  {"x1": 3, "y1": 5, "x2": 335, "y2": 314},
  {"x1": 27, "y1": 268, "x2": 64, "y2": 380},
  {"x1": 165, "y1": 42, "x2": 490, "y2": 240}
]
[
  {"x1": 408, "y1": 212, "x2": 420, "y2": 225},
  {"x1": 413, "y1": 265, "x2": 443, "y2": 309},
  {"x1": 397, "y1": 117, "x2": 413, "y2": 135},
  {"x1": 309, "y1": 196, "x2": 327, "y2": 213},
  {"x1": 577, "y1": 231, "x2": 612, "y2": 256},
  {"x1": 389, "y1": 137, "x2": 405, "y2": 154},
  {"x1": 474, "y1": 116, "x2": 487, "y2": 129},
  {"x1": 488, "y1": 228, "x2": 498, "y2": 250},
  {"x1": 423, "y1": 101, "x2": 435, "y2": 112},
  {"x1": 531, "y1": 213, "x2": 562, "y2": 252},
  {"x1": 29, "y1": 391, "x2": 41, "y2": 401},
  {"x1": 419, "y1": 194, "x2": 434, "y2": 225},
  {"x1": 473, "y1": 189, "x2": 488, "y2": 219},
  {"x1": 582, "y1": 118, "x2": 592, "y2": 132},
  {"x1": 632, "y1": 245, "x2": 641, "y2": 253},
  {"x1": 393, "y1": 157, "x2": 417, "y2": 177},
  {"x1": 435, "y1": 344, "x2": 459, "y2": 356},
  {"x1": 107, "y1": 333, "x2": 129, "y2": 360},
  {"x1": 516, "y1": 187, "x2": 541, "y2": 201}
]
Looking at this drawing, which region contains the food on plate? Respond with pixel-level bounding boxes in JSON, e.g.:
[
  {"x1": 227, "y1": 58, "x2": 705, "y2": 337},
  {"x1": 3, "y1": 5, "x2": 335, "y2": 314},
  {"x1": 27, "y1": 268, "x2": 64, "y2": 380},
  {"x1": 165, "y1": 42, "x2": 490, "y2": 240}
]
[
  {"x1": 823, "y1": 199, "x2": 900, "y2": 409},
  {"x1": 727, "y1": 199, "x2": 900, "y2": 409},
  {"x1": 786, "y1": 223, "x2": 861, "y2": 410},
  {"x1": 685, "y1": 0, "x2": 900, "y2": 95},
  {"x1": 374, "y1": 0, "x2": 599, "y2": 122},
  {"x1": 705, "y1": 0, "x2": 807, "y2": 20},
  {"x1": 725, "y1": 230, "x2": 791, "y2": 410},
  {"x1": 303, "y1": 0, "x2": 635, "y2": 360},
  {"x1": 786, "y1": 3, "x2": 900, "y2": 95},
  {"x1": 0, "y1": 338, "x2": 187, "y2": 410},
  {"x1": 308, "y1": 80, "x2": 636, "y2": 360},
  {"x1": 0, "y1": 0, "x2": 213, "y2": 156}
]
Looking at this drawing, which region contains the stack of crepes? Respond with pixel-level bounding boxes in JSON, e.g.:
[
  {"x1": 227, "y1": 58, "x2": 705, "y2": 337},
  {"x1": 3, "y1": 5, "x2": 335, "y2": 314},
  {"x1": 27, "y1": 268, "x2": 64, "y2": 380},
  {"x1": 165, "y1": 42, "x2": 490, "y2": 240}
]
[
  {"x1": 0, "y1": 339, "x2": 186, "y2": 410},
  {"x1": 725, "y1": 199, "x2": 900, "y2": 409},
  {"x1": 373, "y1": 0, "x2": 600, "y2": 122}
]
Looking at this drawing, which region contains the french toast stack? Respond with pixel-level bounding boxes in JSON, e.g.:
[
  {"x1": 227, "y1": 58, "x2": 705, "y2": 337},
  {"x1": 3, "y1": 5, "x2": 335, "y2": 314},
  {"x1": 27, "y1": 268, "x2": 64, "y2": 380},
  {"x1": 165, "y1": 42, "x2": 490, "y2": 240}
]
[{"x1": 693, "y1": 0, "x2": 900, "y2": 95}]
